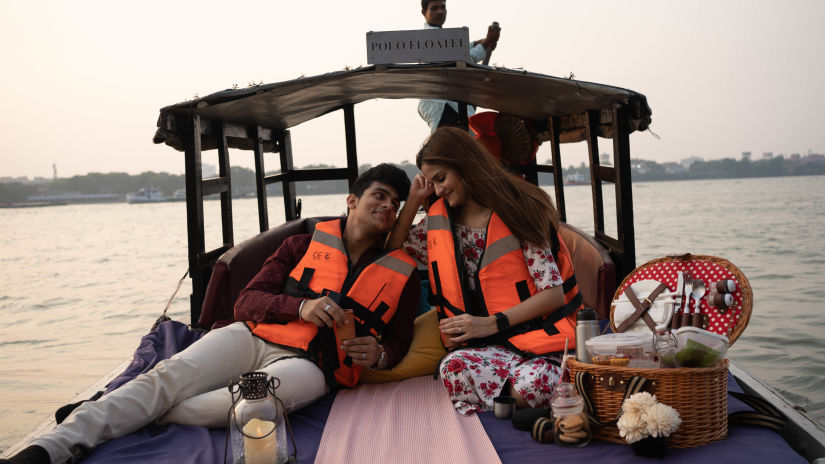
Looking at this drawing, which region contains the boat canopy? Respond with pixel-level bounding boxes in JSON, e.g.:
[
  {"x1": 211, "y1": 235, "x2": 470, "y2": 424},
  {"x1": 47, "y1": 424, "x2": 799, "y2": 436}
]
[
  {"x1": 154, "y1": 62, "x2": 651, "y2": 152},
  {"x1": 152, "y1": 62, "x2": 649, "y2": 326}
]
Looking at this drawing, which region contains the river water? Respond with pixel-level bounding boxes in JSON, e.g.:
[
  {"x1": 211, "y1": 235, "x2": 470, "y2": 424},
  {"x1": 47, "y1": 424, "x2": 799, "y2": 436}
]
[{"x1": 1, "y1": 175, "x2": 823, "y2": 452}]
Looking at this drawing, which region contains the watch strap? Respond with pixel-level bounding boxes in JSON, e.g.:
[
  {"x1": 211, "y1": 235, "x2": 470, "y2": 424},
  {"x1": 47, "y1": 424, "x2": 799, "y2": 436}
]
[{"x1": 495, "y1": 312, "x2": 510, "y2": 332}]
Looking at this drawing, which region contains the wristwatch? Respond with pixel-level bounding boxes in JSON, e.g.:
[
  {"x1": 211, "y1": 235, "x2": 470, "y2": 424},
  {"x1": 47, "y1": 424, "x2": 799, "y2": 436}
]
[{"x1": 494, "y1": 313, "x2": 510, "y2": 332}]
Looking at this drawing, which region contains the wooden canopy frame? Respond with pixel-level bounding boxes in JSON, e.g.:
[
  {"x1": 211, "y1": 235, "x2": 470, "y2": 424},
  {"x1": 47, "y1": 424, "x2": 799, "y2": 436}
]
[{"x1": 154, "y1": 62, "x2": 652, "y2": 326}]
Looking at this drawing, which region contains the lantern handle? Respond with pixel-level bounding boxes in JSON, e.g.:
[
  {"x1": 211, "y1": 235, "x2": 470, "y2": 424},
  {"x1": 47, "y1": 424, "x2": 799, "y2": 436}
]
[{"x1": 268, "y1": 376, "x2": 282, "y2": 395}]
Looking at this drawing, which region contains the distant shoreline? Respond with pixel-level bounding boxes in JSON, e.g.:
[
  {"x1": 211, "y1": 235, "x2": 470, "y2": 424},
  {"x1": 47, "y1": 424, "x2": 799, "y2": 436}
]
[{"x1": 2, "y1": 164, "x2": 823, "y2": 207}]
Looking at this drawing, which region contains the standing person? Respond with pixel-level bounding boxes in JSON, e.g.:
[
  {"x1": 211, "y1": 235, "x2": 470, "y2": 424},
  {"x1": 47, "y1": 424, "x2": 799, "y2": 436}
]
[
  {"x1": 5, "y1": 164, "x2": 419, "y2": 464},
  {"x1": 387, "y1": 127, "x2": 583, "y2": 415},
  {"x1": 418, "y1": 0, "x2": 501, "y2": 131}
]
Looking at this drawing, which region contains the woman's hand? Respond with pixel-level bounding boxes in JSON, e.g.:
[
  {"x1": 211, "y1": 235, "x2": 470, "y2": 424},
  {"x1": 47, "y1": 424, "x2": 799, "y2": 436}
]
[
  {"x1": 340, "y1": 336, "x2": 382, "y2": 367},
  {"x1": 385, "y1": 173, "x2": 433, "y2": 250},
  {"x1": 409, "y1": 173, "x2": 434, "y2": 205},
  {"x1": 300, "y1": 296, "x2": 345, "y2": 328},
  {"x1": 439, "y1": 314, "x2": 497, "y2": 343}
]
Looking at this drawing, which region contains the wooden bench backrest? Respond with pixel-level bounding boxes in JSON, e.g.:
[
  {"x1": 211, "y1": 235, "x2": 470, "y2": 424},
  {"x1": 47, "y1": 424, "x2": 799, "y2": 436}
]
[
  {"x1": 558, "y1": 222, "x2": 616, "y2": 319},
  {"x1": 199, "y1": 218, "x2": 617, "y2": 329}
]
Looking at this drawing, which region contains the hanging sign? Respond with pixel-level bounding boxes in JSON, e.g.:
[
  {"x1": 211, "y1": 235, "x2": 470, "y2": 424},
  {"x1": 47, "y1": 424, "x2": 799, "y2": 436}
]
[{"x1": 366, "y1": 28, "x2": 471, "y2": 65}]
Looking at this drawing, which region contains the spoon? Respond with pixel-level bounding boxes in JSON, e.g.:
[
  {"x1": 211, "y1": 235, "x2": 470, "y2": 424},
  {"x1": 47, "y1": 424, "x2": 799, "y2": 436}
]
[{"x1": 691, "y1": 279, "x2": 706, "y2": 327}]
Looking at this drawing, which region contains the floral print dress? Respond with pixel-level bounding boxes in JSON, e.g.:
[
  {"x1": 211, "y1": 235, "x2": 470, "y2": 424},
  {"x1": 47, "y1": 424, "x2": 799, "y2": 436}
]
[{"x1": 403, "y1": 216, "x2": 565, "y2": 415}]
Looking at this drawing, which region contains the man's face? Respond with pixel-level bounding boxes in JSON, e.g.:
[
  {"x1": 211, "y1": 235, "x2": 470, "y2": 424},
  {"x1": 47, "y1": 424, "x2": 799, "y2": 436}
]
[
  {"x1": 422, "y1": 0, "x2": 447, "y2": 27},
  {"x1": 346, "y1": 181, "x2": 401, "y2": 235}
]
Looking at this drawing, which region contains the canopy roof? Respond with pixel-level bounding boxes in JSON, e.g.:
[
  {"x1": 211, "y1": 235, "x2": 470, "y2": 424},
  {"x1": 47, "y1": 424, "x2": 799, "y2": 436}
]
[{"x1": 154, "y1": 62, "x2": 651, "y2": 151}]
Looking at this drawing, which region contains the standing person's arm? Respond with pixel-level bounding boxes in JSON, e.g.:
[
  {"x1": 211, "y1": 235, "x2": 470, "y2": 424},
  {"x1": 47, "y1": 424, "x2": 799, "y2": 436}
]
[
  {"x1": 469, "y1": 41, "x2": 486, "y2": 62},
  {"x1": 471, "y1": 23, "x2": 501, "y2": 63}
]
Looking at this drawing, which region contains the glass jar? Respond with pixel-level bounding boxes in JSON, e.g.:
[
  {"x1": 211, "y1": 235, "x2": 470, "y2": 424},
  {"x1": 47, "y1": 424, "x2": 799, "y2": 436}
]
[
  {"x1": 229, "y1": 372, "x2": 288, "y2": 464},
  {"x1": 653, "y1": 326, "x2": 678, "y2": 368},
  {"x1": 550, "y1": 382, "x2": 591, "y2": 447}
]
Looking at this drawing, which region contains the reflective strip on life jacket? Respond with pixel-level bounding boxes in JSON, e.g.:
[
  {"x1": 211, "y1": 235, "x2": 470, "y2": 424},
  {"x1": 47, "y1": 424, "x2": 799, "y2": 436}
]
[{"x1": 426, "y1": 198, "x2": 583, "y2": 356}]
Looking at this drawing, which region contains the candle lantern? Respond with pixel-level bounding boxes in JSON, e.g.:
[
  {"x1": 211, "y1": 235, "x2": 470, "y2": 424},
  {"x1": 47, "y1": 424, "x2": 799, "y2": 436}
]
[{"x1": 228, "y1": 372, "x2": 288, "y2": 464}]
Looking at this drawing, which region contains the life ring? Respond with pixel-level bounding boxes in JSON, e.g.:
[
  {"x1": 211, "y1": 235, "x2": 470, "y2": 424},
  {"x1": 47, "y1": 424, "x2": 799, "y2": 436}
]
[{"x1": 469, "y1": 111, "x2": 538, "y2": 167}]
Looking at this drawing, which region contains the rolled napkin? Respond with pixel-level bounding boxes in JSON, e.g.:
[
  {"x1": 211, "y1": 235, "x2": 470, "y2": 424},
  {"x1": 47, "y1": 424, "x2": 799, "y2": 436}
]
[
  {"x1": 709, "y1": 292, "x2": 734, "y2": 310},
  {"x1": 714, "y1": 279, "x2": 736, "y2": 294}
]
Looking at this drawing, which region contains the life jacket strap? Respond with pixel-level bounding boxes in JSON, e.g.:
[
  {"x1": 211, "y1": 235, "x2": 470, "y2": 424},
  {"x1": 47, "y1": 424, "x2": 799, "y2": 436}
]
[
  {"x1": 516, "y1": 280, "x2": 531, "y2": 302},
  {"x1": 562, "y1": 274, "x2": 577, "y2": 294},
  {"x1": 316, "y1": 327, "x2": 340, "y2": 389},
  {"x1": 284, "y1": 268, "x2": 322, "y2": 299},
  {"x1": 347, "y1": 298, "x2": 389, "y2": 335},
  {"x1": 429, "y1": 260, "x2": 467, "y2": 316},
  {"x1": 539, "y1": 291, "x2": 583, "y2": 335}
]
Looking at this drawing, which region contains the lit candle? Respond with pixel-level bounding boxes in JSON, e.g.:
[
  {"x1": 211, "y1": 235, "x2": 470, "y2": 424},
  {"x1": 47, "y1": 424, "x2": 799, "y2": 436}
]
[{"x1": 242, "y1": 417, "x2": 277, "y2": 464}]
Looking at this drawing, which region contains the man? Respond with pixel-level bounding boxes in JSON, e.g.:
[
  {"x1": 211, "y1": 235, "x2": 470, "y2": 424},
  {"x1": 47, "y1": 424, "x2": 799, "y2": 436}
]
[
  {"x1": 4, "y1": 164, "x2": 419, "y2": 464},
  {"x1": 418, "y1": 0, "x2": 501, "y2": 131}
]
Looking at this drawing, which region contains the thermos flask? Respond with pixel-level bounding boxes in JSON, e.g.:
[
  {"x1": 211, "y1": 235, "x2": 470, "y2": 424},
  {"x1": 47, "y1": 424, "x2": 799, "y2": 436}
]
[{"x1": 575, "y1": 308, "x2": 599, "y2": 363}]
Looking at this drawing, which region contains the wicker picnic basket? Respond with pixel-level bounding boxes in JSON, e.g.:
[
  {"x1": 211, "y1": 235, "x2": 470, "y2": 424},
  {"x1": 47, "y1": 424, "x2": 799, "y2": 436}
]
[
  {"x1": 569, "y1": 254, "x2": 753, "y2": 448},
  {"x1": 568, "y1": 358, "x2": 729, "y2": 447}
]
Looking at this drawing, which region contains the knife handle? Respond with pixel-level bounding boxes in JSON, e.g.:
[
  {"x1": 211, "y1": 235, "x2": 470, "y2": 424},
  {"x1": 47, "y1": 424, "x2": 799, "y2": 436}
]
[{"x1": 692, "y1": 303, "x2": 702, "y2": 327}]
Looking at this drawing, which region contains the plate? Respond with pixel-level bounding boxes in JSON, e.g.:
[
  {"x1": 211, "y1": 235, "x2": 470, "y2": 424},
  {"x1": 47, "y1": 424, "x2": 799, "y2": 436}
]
[{"x1": 612, "y1": 279, "x2": 674, "y2": 334}]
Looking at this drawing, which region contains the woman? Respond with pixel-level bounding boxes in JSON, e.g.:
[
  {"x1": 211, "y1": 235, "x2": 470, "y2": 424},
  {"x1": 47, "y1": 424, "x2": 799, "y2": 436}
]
[{"x1": 387, "y1": 127, "x2": 583, "y2": 415}]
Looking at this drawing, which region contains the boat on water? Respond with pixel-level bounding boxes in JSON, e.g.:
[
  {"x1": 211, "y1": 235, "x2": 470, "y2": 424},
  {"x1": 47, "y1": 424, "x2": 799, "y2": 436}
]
[
  {"x1": 126, "y1": 187, "x2": 168, "y2": 204},
  {"x1": 4, "y1": 54, "x2": 824, "y2": 463}
]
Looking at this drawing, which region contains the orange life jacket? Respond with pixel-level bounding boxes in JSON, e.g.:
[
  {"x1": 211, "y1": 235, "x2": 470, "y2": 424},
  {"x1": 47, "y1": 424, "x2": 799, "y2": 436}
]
[
  {"x1": 426, "y1": 198, "x2": 583, "y2": 356},
  {"x1": 247, "y1": 219, "x2": 417, "y2": 388}
]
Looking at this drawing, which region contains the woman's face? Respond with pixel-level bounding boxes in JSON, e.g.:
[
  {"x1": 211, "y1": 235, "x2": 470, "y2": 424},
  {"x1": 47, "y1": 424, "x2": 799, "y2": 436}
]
[{"x1": 421, "y1": 162, "x2": 467, "y2": 207}]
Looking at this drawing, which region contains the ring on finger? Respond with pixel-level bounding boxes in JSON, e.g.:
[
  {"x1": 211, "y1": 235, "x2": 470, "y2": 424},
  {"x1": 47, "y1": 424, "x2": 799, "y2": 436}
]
[
  {"x1": 457, "y1": 326, "x2": 463, "y2": 333},
  {"x1": 362, "y1": 352, "x2": 366, "y2": 360},
  {"x1": 323, "y1": 304, "x2": 330, "y2": 313}
]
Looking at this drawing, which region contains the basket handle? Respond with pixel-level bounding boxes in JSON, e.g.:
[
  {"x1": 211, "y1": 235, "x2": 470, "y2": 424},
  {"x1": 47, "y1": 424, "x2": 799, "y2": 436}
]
[
  {"x1": 574, "y1": 371, "x2": 652, "y2": 428},
  {"x1": 728, "y1": 391, "x2": 787, "y2": 432},
  {"x1": 575, "y1": 371, "x2": 787, "y2": 434}
]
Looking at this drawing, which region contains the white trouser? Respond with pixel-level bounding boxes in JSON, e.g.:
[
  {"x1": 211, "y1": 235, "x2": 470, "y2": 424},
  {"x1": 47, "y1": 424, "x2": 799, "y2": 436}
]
[{"x1": 32, "y1": 322, "x2": 327, "y2": 464}]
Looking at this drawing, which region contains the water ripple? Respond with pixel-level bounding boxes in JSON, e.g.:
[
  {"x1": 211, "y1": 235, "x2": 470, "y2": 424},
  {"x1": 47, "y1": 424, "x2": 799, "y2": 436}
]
[
  {"x1": 0, "y1": 339, "x2": 51, "y2": 347},
  {"x1": 0, "y1": 177, "x2": 823, "y2": 443}
]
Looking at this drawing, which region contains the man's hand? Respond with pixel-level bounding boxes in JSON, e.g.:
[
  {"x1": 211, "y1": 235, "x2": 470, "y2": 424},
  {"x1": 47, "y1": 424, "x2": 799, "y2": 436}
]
[
  {"x1": 300, "y1": 296, "x2": 346, "y2": 328},
  {"x1": 340, "y1": 336, "x2": 382, "y2": 367},
  {"x1": 481, "y1": 23, "x2": 501, "y2": 51}
]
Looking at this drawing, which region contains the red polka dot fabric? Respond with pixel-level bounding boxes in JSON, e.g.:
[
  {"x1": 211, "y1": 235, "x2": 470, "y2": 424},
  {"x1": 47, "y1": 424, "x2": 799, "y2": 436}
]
[{"x1": 613, "y1": 256, "x2": 749, "y2": 342}]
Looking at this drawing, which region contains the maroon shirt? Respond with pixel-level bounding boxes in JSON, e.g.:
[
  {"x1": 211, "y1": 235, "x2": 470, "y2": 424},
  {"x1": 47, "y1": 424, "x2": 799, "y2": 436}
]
[{"x1": 234, "y1": 234, "x2": 419, "y2": 368}]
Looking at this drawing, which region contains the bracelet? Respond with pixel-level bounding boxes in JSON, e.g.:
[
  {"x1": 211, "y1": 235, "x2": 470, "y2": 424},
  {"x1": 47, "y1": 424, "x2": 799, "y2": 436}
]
[
  {"x1": 370, "y1": 344, "x2": 386, "y2": 370},
  {"x1": 297, "y1": 299, "x2": 306, "y2": 320}
]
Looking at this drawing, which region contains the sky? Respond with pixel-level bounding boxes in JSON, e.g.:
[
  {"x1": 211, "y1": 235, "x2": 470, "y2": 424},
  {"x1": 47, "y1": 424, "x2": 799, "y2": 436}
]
[{"x1": 1, "y1": 0, "x2": 823, "y2": 179}]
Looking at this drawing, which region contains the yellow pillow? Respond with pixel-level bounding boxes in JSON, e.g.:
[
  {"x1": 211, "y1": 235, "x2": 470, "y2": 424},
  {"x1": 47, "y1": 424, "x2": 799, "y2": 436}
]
[{"x1": 360, "y1": 309, "x2": 447, "y2": 383}]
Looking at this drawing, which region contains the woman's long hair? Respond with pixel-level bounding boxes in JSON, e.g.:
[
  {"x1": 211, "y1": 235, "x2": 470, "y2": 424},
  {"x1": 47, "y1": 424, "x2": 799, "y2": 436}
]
[{"x1": 416, "y1": 127, "x2": 560, "y2": 249}]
